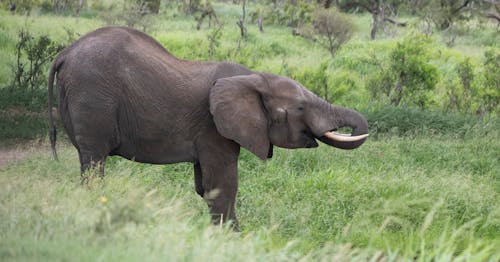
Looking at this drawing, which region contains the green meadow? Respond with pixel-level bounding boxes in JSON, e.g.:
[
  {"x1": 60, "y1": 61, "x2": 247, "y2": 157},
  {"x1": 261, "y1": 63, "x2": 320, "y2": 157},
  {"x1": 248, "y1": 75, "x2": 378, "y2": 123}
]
[{"x1": 0, "y1": 2, "x2": 499, "y2": 261}]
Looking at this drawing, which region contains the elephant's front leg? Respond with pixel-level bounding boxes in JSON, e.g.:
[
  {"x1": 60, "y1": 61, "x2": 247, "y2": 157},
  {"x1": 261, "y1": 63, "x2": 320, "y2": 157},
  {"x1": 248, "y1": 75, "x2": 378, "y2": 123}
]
[{"x1": 196, "y1": 138, "x2": 240, "y2": 229}]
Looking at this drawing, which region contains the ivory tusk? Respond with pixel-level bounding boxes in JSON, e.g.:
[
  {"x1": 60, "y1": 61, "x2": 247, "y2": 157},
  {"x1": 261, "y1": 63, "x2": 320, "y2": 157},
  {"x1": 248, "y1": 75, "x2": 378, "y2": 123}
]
[{"x1": 323, "y1": 131, "x2": 369, "y2": 142}]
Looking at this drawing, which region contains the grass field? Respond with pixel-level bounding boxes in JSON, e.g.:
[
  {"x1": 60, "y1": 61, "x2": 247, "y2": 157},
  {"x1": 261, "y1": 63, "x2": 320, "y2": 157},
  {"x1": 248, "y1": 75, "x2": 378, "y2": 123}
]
[{"x1": 1, "y1": 131, "x2": 499, "y2": 260}]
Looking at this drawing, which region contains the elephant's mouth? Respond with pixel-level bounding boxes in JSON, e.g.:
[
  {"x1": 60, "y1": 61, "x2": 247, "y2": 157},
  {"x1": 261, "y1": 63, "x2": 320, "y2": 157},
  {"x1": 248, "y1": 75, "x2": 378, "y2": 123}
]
[{"x1": 302, "y1": 130, "x2": 319, "y2": 148}]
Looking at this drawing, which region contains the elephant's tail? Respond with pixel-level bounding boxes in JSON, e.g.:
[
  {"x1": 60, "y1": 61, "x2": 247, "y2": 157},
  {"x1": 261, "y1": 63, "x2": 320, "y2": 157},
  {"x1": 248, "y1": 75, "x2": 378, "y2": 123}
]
[{"x1": 48, "y1": 58, "x2": 62, "y2": 161}]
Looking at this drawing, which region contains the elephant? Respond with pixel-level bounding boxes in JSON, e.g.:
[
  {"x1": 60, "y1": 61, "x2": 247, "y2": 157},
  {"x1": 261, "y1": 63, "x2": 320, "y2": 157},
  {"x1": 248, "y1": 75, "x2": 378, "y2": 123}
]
[{"x1": 47, "y1": 26, "x2": 368, "y2": 228}]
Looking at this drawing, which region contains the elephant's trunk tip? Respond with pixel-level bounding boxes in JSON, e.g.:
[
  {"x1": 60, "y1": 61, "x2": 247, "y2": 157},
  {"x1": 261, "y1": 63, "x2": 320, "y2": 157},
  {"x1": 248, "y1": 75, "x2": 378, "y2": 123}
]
[{"x1": 317, "y1": 105, "x2": 369, "y2": 150}]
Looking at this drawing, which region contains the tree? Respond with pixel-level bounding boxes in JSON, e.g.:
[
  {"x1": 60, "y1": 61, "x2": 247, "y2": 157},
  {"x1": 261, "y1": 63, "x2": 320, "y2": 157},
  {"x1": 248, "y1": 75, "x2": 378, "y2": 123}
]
[
  {"x1": 181, "y1": 0, "x2": 201, "y2": 15},
  {"x1": 196, "y1": 1, "x2": 219, "y2": 30},
  {"x1": 483, "y1": 0, "x2": 500, "y2": 25},
  {"x1": 52, "y1": 0, "x2": 76, "y2": 13},
  {"x1": 306, "y1": 8, "x2": 355, "y2": 58},
  {"x1": 335, "y1": 0, "x2": 407, "y2": 40},
  {"x1": 416, "y1": 0, "x2": 475, "y2": 30},
  {"x1": 236, "y1": 0, "x2": 247, "y2": 38}
]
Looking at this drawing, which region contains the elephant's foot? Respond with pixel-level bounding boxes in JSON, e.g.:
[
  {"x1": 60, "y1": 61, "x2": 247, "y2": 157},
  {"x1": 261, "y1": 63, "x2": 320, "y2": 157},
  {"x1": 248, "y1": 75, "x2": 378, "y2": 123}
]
[{"x1": 210, "y1": 212, "x2": 239, "y2": 231}]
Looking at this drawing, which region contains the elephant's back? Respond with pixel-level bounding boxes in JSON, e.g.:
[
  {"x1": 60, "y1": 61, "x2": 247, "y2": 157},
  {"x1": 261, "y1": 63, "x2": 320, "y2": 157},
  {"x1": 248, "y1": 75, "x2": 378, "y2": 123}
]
[
  {"x1": 62, "y1": 26, "x2": 175, "y2": 61},
  {"x1": 57, "y1": 27, "x2": 197, "y2": 99},
  {"x1": 60, "y1": 26, "x2": 179, "y2": 79}
]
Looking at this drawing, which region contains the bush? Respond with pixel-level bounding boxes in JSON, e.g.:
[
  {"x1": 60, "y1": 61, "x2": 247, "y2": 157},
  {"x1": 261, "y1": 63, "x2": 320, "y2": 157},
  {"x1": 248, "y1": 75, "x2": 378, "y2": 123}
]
[
  {"x1": 289, "y1": 61, "x2": 329, "y2": 101},
  {"x1": 368, "y1": 33, "x2": 438, "y2": 109},
  {"x1": 143, "y1": 0, "x2": 160, "y2": 14},
  {"x1": 11, "y1": 29, "x2": 65, "y2": 92},
  {"x1": 445, "y1": 57, "x2": 477, "y2": 113},
  {"x1": 478, "y1": 47, "x2": 500, "y2": 114},
  {"x1": 0, "y1": 87, "x2": 47, "y2": 112},
  {"x1": 328, "y1": 69, "x2": 365, "y2": 106},
  {"x1": 253, "y1": 0, "x2": 314, "y2": 27},
  {"x1": 2, "y1": 0, "x2": 45, "y2": 14}
]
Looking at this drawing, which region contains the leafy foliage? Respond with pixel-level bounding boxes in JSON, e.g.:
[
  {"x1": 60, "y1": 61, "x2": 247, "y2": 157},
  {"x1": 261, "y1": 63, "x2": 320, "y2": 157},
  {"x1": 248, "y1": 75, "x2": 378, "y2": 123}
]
[
  {"x1": 334, "y1": 0, "x2": 408, "y2": 39},
  {"x1": 207, "y1": 24, "x2": 224, "y2": 60},
  {"x1": 415, "y1": 0, "x2": 475, "y2": 30},
  {"x1": 250, "y1": 0, "x2": 315, "y2": 27},
  {"x1": 11, "y1": 30, "x2": 65, "y2": 92},
  {"x1": 445, "y1": 57, "x2": 476, "y2": 113},
  {"x1": 368, "y1": 33, "x2": 438, "y2": 109},
  {"x1": 290, "y1": 61, "x2": 329, "y2": 101},
  {"x1": 479, "y1": 47, "x2": 500, "y2": 114}
]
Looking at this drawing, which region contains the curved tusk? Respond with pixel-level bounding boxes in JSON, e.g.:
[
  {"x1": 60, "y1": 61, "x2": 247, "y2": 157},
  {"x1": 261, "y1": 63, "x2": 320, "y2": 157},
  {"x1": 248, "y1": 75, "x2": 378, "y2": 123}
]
[{"x1": 323, "y1": 131, "x2": 369, "y2": 142}]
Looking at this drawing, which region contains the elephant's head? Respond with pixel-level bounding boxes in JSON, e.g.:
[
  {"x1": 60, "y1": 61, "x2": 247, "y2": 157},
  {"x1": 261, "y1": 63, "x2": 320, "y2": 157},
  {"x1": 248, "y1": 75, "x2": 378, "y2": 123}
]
[{"x1": 209, "y1": 73, "x2": 369, "y2": 160}]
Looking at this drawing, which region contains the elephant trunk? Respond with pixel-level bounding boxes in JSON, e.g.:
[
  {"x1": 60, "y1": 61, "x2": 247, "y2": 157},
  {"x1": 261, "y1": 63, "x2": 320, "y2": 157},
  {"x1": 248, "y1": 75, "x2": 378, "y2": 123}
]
[{"x1": 308, "y1": 99, "x2": 369, "y2": 150}]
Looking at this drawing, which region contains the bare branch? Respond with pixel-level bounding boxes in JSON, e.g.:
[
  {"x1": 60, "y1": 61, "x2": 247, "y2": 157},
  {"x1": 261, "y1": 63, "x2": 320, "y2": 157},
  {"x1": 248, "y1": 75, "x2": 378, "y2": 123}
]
[
  {"x1": 486, "y1": 11, "x2": 500, "y2": 23},
  {"x1": 383, "y1": 17, "x2": 407, "y2": 27},
  {"x1": 452, "y1": 0, "x2": 473, "y2": 15}
]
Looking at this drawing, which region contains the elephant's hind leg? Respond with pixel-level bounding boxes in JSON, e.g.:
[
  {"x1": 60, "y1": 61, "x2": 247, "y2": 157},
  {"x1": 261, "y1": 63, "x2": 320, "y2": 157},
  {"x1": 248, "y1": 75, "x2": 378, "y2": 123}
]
[
  {"x1": 78, "y1": 147, "x2": 108, "y2": 184},
  {"x1": 69, "y1": 103, "x2": 119, "y2": 183}
]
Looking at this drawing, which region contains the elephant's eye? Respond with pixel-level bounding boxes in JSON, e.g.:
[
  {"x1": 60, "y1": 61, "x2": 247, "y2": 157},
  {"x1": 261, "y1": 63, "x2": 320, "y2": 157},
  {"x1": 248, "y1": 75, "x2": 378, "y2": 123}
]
[{"x1": 297, "y1": 106, "x2": 304, "y2": 111}]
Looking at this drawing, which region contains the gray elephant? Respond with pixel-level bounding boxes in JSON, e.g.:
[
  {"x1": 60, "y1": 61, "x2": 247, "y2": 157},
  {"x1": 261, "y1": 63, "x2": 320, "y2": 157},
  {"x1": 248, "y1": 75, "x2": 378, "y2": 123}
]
[{"x1": 48, "y1": 26, "x2": 368, "y2": 227}]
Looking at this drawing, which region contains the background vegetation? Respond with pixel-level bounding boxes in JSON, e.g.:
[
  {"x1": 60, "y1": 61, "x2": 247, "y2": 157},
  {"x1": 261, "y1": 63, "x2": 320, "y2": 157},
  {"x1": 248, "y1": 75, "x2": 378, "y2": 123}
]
[{"x1": 0, "y1": 0, "x2": 498, "y2": 260}]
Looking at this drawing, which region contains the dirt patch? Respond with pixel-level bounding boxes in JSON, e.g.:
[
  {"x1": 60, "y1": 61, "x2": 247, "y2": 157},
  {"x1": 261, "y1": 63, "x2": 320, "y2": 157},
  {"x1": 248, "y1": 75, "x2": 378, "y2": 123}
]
[
  {"x1": 0, "y1": 146, "x2": 31, "y2": 167},
  {"x1": 0, "y1": 107, "x2": 59, "y2": 119},
  {"x1": 0, "y1": 142, "x2": 51, "y2": 168}
]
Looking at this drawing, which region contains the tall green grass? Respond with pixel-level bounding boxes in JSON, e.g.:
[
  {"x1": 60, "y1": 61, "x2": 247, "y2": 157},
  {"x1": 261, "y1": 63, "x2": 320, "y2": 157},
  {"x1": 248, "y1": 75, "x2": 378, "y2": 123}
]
[
  {"x1": 362, "y1": 106, "x2": 498, "y2": 138},
  {"x1": 1, "y1": 132, "x2": 498, "y2": 260}
]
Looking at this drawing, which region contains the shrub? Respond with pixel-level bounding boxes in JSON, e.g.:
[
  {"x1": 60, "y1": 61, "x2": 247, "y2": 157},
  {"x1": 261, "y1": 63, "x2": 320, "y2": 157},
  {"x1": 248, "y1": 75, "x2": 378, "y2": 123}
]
[
  {"x1": 11, "y1": 29, "x2": 65, "y2": 92},
  {"x1": 478, "y1": 47, "x2": 500, "y2": 114},
  {"x1": 284, "y1": 0, "x2": 314, "y2": 27},
  {"x1": 445, "y1": 57, "x2": 477, "y2": 113},
  {"x1": 254, "y1": 0, "x2": 314, "y2": 27},
  {"x1": 289, "y1": 61, "x2": 329, "y2": 101},
  {"x1": 328, "y1": 69, "x2": 365, "y2": 106},
  {"x1": 368, "y1": 33, "x2": 438, "y2": 109},
  {"x1": 2, "y1": 0, "x2": 47, "y2": 14},
  {"x1": 207, "y1": 24, "x2": 224, "y2": 60},
  {"x1": 143, "y1": 0, "x2": 160, "y2": 14}
]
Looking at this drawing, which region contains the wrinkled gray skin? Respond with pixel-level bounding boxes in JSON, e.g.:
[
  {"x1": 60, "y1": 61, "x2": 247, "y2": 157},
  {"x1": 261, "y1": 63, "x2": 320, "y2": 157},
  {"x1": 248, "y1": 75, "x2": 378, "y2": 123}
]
[{"x1": 48, "y1": 26, "x2": 368, "y2": 228}]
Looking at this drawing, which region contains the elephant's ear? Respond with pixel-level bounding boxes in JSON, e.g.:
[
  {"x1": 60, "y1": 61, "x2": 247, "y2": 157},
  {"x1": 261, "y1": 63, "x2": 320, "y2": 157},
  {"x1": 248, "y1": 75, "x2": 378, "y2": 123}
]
[{"x1": 209, "y1": 74, "x2": 270, "y2": 160}]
